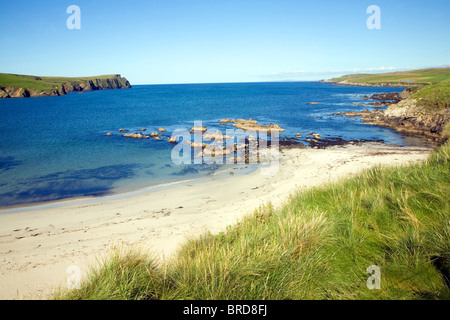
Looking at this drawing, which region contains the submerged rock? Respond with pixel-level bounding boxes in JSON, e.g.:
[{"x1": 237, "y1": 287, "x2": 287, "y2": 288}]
[
  {"x1": 190, "y1": 142, "x2": 207, "y2": 149},
  {"x1": 124, "y1": 133, "x2": 144, "y2": 139},
  {"x1": 190, "y1": 126, "x2": 207, "y2": 133},
  {"x1": 172, "y1": 167, "x2": 199, "y2": 175},
  {"x1": 231, "y1": 119, "x2": 285, "y2": 133}
]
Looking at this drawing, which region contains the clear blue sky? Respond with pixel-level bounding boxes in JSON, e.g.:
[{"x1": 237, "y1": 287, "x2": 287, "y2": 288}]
[{"x1": 0, "y1": 0, "x2": 449, "y2": 84}]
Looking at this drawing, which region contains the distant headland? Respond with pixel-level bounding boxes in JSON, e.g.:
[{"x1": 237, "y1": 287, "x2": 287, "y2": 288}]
[
  {"x1": 0, "y1": 73, "x2": 131, "y2": 98},
  {"x1": 320, "y1": 67, "x2": 450, "y2": 87}
]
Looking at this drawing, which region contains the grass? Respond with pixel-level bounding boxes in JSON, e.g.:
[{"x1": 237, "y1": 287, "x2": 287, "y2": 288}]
[
  {"x1": 411, "y1": 82, "x2": 450, "y2": 111},
  {"x1": 54, "y1": 142, "x2": 450, "y2": 300},
  {"x1": 0, "y1": 73, "x2": 61, "y2": 91},
  {"x1": 0, "y1": 73, "x2": 124, "y2": 92},
  {"x1": 328, "y1": 67, "x2": 450, "y2": 86}
]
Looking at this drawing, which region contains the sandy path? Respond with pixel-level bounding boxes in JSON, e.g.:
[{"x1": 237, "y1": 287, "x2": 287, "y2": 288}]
[{"x1": 0, "y1": 143, "x2": 430, "y2": 299}]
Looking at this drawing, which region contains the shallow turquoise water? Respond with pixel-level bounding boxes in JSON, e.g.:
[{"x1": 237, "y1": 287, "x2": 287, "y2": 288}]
[{"x1": 0, "y1": 82, "x2": 419, "y2": 208}]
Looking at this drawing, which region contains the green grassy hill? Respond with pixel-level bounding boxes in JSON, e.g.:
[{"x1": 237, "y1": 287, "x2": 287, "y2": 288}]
[
  {"x1": 0, "y1": 73, "x2": 131, "y2": 98},
  {"x1": 327, "y1": 68, "x2": 450, "y2": 133},
  {"x1": 326, "y1": 67, "x2": 450, "y2": 86}
]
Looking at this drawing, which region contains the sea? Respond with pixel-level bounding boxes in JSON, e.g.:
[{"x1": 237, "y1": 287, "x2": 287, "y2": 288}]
[{"x1": 0, "y1": 81, "x2": 427, "y2": 209}]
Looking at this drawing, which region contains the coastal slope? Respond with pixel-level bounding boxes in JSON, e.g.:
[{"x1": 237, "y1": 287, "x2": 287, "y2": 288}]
[
  {"x1": 0, "y1": 73, "x2": 131, "y2": 98},
  {"x1": 321, "y1": 67, "x2": 450, "y2": 87}
]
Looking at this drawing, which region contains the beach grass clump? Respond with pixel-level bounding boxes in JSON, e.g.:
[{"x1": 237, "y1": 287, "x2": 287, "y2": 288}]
[
  {"x1": 55, "y1": 143, "x2": 450, "y2": 300},
  {"x1": 53, "y1": 245, "x2": 167, "y2": 300}
]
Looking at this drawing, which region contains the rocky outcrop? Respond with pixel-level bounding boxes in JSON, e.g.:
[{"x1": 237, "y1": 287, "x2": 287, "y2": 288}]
[
  {"x1": 374, "y1": 100, "x2": 449, "y2": 140},
  {"x1": 320, "y1": 79, "x2": 423, "y2": 88},
  {"x1": 364, "y1": 92, "x2": 402, "y2": 102},
  {"x1": 60, "y1": 75, "x2": 131, "y2": 95},
  {"x1": 0, "y1": 74, "x2": 131, "y2": 99},
  {"x1": 219, "y1": 118, "x2": 285, "y2": 134},
  {"x1": 335, "y1": 95, "x2": 450, "y2": 141}
]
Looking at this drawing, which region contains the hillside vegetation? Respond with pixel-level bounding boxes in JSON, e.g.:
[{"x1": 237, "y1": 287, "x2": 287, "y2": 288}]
[
  {"x1": 55, "y1": 142, "x2": 450, "y2": 300},
  {"x1": 410, "y1": 82, "x2": 450, "y2": 111}
]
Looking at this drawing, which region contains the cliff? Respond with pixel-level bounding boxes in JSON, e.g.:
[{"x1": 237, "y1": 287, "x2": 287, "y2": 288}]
[
  {"x1": 322, "y1": 67, "x2": 450, "y2": 88},
  {"x1": 0, "y1": 74, "x2": 131, "y2": 98}
]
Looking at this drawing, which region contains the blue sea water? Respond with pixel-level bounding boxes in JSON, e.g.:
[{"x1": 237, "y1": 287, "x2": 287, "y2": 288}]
[{"x1": 0, "y1": 82, "x2": 425, "y2": 208}]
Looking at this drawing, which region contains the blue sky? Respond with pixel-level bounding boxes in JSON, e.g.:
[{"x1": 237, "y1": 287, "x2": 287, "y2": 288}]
[{"x1": 0, "y1": 0, "x2": 449, "y2": 84}]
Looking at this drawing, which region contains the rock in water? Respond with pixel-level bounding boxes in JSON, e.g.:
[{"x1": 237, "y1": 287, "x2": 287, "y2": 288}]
[{"x1": 124, "y1": 133, "x2": 144, "y2": 139}]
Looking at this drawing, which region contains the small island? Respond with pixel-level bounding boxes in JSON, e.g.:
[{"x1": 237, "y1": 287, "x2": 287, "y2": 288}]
[{"x1": 0, "y1": 73, "x2": 131, "y2": 98}]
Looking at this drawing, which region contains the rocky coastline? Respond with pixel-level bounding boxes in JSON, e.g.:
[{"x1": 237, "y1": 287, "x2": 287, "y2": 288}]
[
  {"x1": 109, "y1": 118, "x2": 397, "y2": 169},
  {"x1": 0, "y1": 74, "x2": 131, "y2": 99},
  {"x1": 333, "y1": 89, "x2": 449, "y2": 142},
  {"x1": 319, "y1": 79, "x2": 424, "y2": 88}
]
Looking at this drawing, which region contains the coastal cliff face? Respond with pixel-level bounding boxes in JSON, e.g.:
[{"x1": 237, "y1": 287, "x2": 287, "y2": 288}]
[
  {"x1": 0, "y1": 74, "x2": 131, "y2": 99},
  {"x1": 338, "y1": 89, "x2": 450, "y2": 142}
]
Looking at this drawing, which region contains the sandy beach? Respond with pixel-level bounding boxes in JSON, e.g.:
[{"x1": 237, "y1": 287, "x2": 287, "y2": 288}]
[{"x1": 0, "y1": 143, "x2": 431, "y2": 300}]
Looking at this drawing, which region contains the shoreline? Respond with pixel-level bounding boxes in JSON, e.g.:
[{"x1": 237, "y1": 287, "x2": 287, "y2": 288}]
[
  {"x1": 0, "y1": 162, "x2": 259, "y2": 214},
  {"x1": 0, "y1": 142, "x2": 432, "y2": 299},
  {"x1": 0, "y1": 176, "x2": 217, "y2": 214},
  {"x1": 0, "y1": 136, "x2": 425, "y2": 213}
]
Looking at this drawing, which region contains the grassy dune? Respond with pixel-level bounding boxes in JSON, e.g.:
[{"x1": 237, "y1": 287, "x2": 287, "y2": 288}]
[{"x1": 55, "y1": 142, "x2": 450, "y2": 300}]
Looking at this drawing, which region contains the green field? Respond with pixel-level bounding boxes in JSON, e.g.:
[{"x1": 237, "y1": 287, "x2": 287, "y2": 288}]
[
  {"x1": 54, "y1": 141, "x2": 450, "y2": 300},
  {"x1": 328, "y1": 67, "x2": 450, "y2": 86}
]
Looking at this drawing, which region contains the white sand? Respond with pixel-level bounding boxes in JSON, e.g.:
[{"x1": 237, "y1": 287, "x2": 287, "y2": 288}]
[{"x1": 0, "y1": 143, "x2": 431, "y2": 299}]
